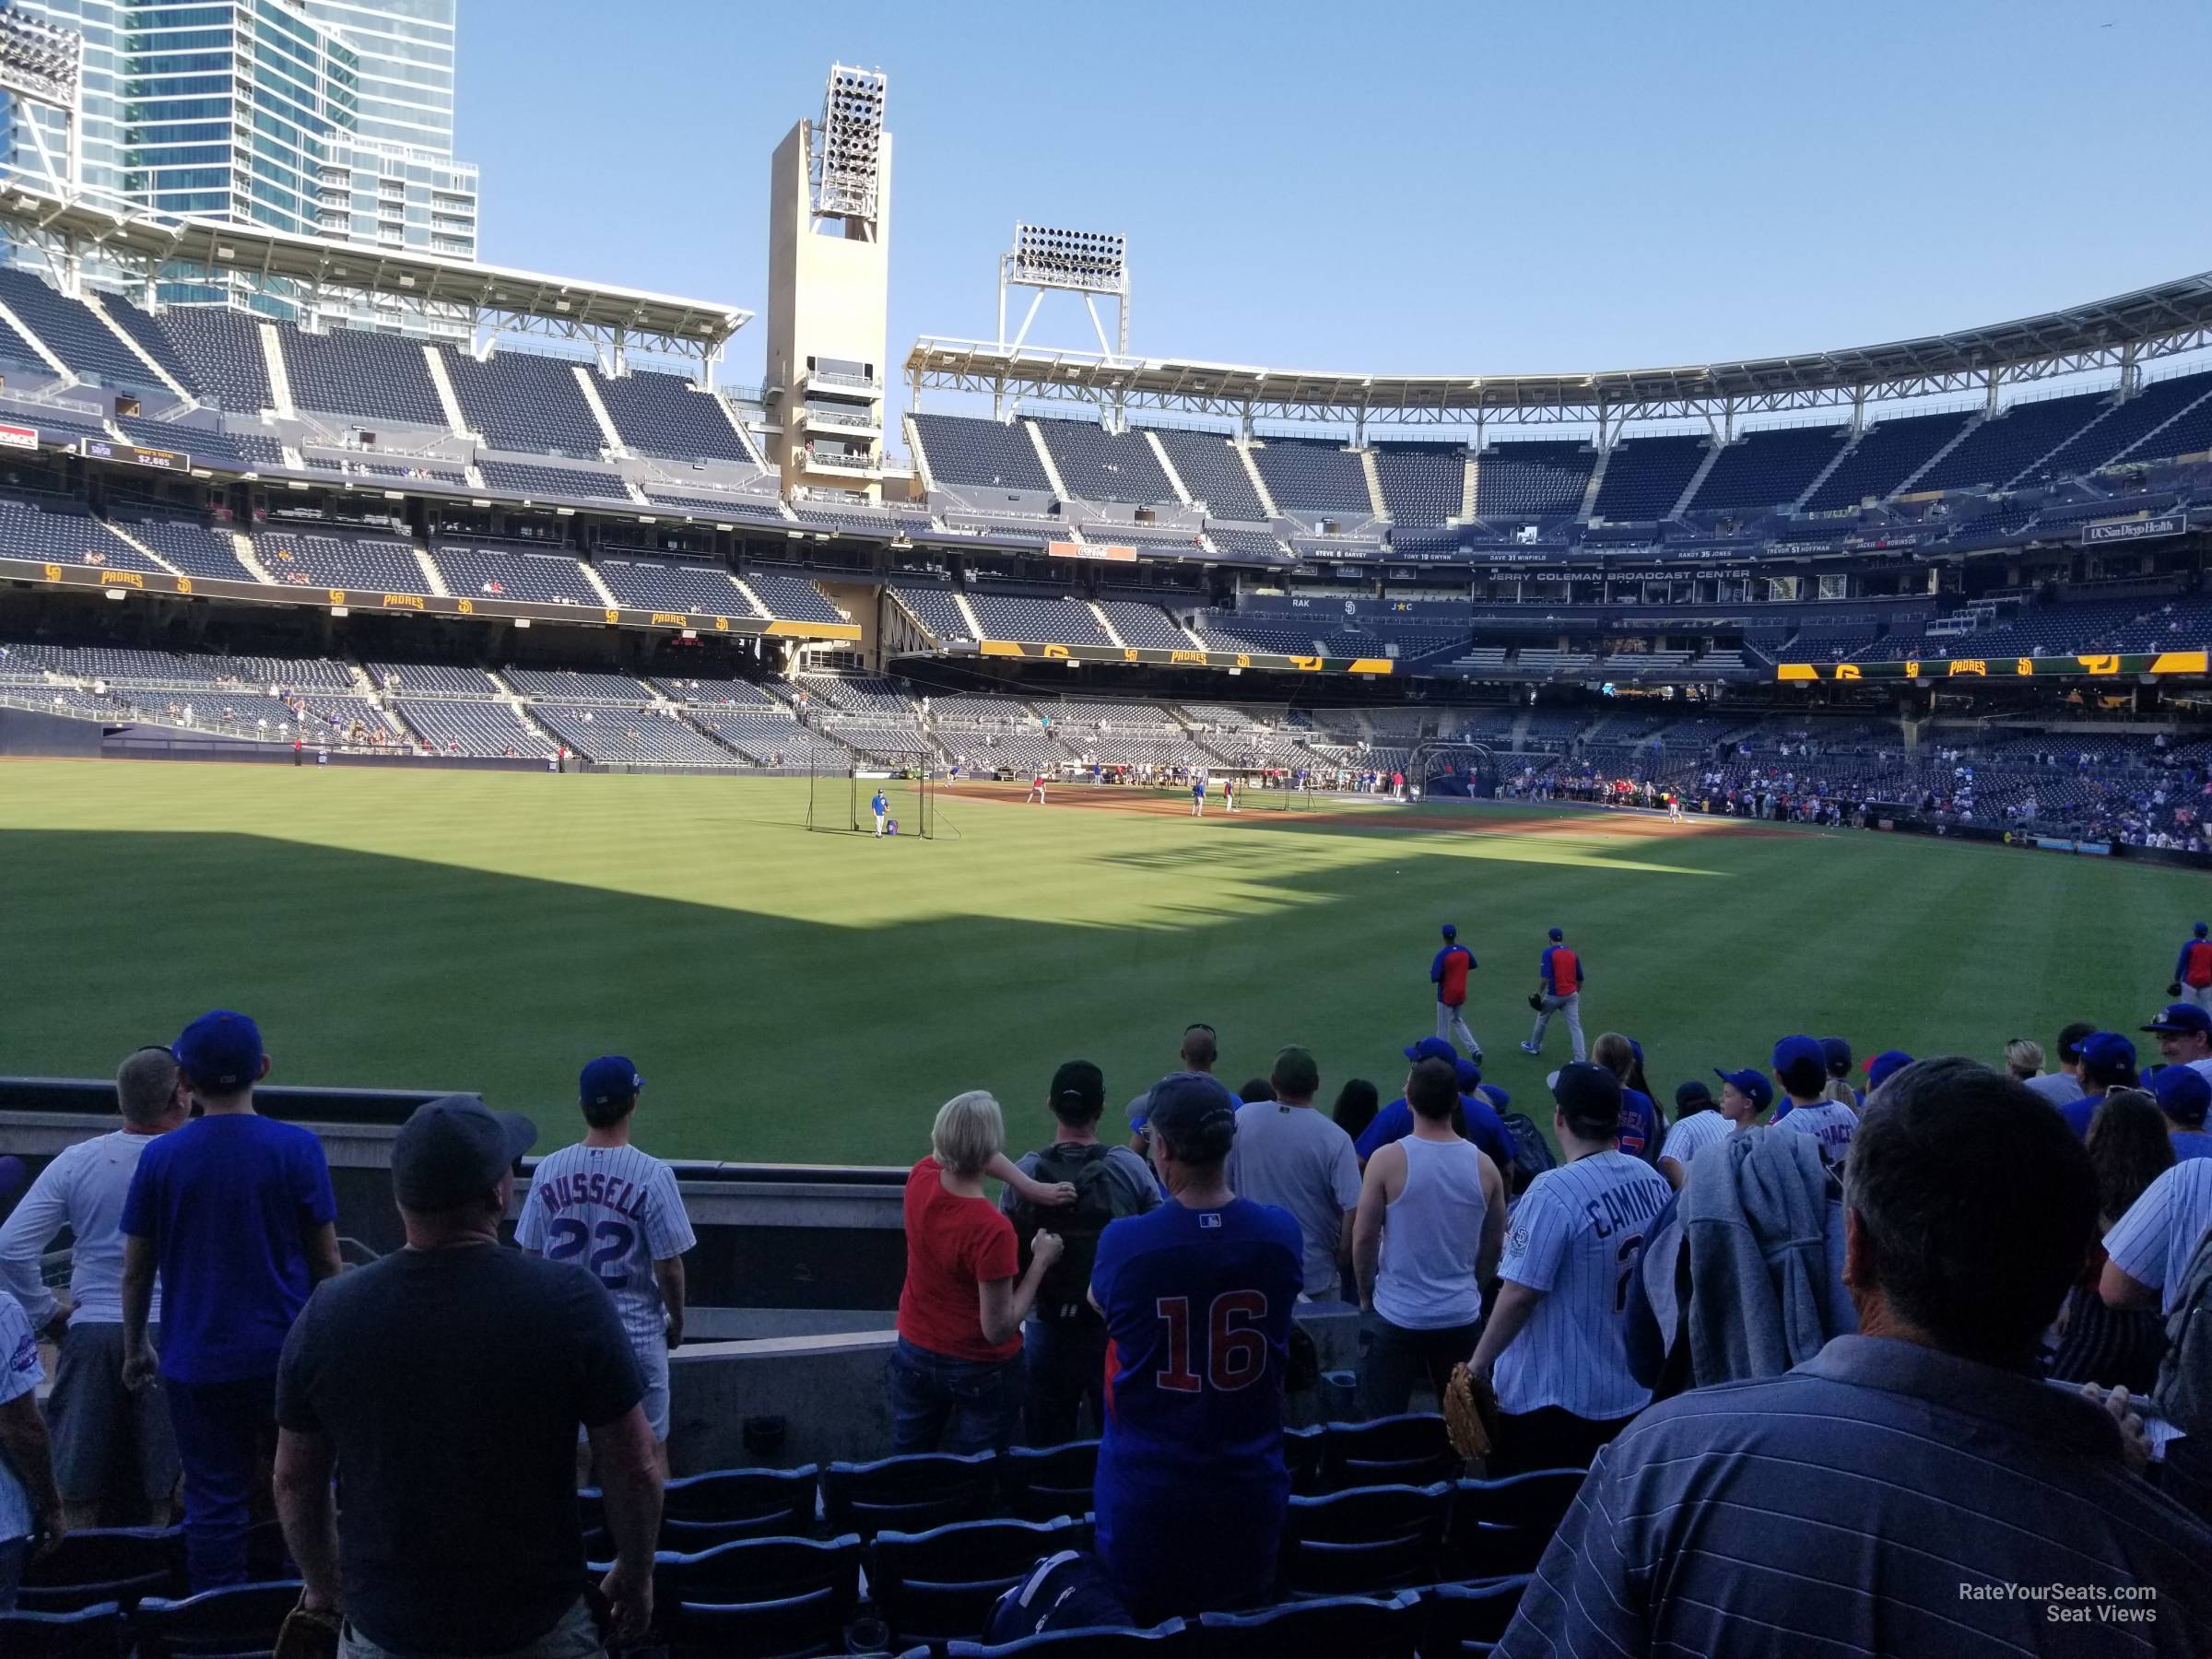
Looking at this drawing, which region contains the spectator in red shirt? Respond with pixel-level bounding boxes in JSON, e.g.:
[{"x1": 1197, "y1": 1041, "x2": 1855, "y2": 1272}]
[{"x1": 891, "y1": 1092, "x2": 1064, "y2": 1454}]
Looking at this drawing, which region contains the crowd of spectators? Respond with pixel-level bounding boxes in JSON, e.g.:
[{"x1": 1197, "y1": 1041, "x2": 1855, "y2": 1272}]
[{"x1": 4, "y1": 999, "x2": 2211, "y2": 1653}]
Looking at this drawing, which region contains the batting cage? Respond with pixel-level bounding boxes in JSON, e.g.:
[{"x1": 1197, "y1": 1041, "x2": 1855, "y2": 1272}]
[
  {"x1": 806, "y1": 750, "x2": 935, "y2": 838},
  {"x1": 1412, "y1": 741, "x2": 1498, "y2": 799}
]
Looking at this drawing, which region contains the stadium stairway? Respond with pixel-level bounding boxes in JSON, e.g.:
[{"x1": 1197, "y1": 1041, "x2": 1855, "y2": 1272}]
[
  {"x1": 80, "y1": 292, "x2": 194, "y2": 403},
  {"x1": 578, "y1": 560, "x2": 621, "y2": 609},
  {"x1": 425, "y1": 347, "x2": 470, "y2": 436},
  {"x1": 1144, "y1": 429, "x2": 1193, "y2": 504},
  {"x1": 1088, "y1": 602, "x2": 1124, "y2": 647},
  {"x1": 954, "y1": 591, "x2": 987, "y2": 640},
  {"x1": 729, "y1": 574, "x2": 771, "y2": 620},
  {"x1": 1792, "y1": 428, "x2": 1859, "y2": 510},
  {"x1": 229, "y1": 532, "x2": 275, "y2": 584},
  {"x1": 1236, "y1": 442, "x2": 1278, "y2": 517},
  {"x1": 1025, "y1": 421, "x2": 1073, "y2": 501},
  {"x1": 258, "y1": 323, "x2": 296, "y2": 418},
  {"x1": 1668, "y1": 441, "x2": 1723, "y2": 518},
  {"x1": 1576, "y1": 445, "x2": 1610, "y2": 522},
  {"x1": 1359, "y1": 447, "x2": 1388, "y2": 519},
  {"x1": 0, "y1": 294, "x2": 68, "y2": 380},
  {"x1": 410, "y1": 546, "x2": 451, "y2": 598},
  {"x1": 572, "y1": 365, "x2": 626, "y2": 453},
  {"x1": 102, "y1": 524, "x2": 181, "y2": 577},
  {"x1": 1460, "y1": 453, "x2": 1478, "y2": 521},
  {"x1": 1891, "y1": 412, "x2": 1984, "y2": 498}
]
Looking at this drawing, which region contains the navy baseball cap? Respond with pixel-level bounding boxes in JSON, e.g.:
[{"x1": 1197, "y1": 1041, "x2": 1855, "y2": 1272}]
[
  {"x1": 1146, "y1": 1072, "x2": 1239, "y2": 1161},
  {"x1": 1547, "y1": 927, "x2": 1564, "y2": 942},
  {"x1": 2196, "y1": 923, "x2": 2208, "y2": 938},
  {"x1": 1404, "y1": 1035, "x2": 1458, "y2": 1064},
  {"x1": 392, "y1": 1094, "x2": 538, "y2": 1212},
  {"x1": 1550, "y1": 1061, "x2": 1622, "y2": 1135},
  {"x1": 1441, "y1": 923, "x2": 1457, "y2": 939},
  {"x1": 2150, "y1": 1064, "x2": 2212, "y2": 1127},
  {"x1": 2144, "y1": 1004, "x2": 2212, "y2": 1037},
  {"x1": 1819, "y1": 1037, "x2": 1853, "y2": 1074},
  {"x1": 1050, "y1": 1060, "x2": 1105, "y2": 1117},
  {"x1": 1714, "y1": 1068, "x2": 1775, "y2": 1112},
  {"x1": 1771, "y1": 1035, "x2": 1827, "y2": 1079},
  {"x1": 580, "y1": 1055, "x2": 643, "y2": 1107},
  {"x1": 1454, "y1": 1056, "x2": 1483, "y2": 1091},
  {"x1": 1865, "y1": 1050, "x2": 1915, "y2": 1091},
  {"x1": 1675, "y1": 1079, "x2": 1714, "y2": 1112},
  {"x1": 172, "y1": 1010, "x2": 264, "y2": 1092},
  {"x1": 2079, "y1": 1032, "x2": 2137, "y2": 1076}
]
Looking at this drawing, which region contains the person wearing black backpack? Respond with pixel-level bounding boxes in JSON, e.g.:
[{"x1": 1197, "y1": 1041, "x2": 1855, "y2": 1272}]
[{"x1": 1002, "y1": 1062, "x2": 1161, "y2": 1444}]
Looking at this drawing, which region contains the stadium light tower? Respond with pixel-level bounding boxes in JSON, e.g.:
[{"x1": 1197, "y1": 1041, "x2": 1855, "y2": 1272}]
[
  {"x1": 0, "y1": 2, "x2": 84, "y2": 196},
  {"x1": 999, "y1": 224, "x2": 1128, "y2": 358},
  {"x1": 767, "y1": 64, "x2": 893, "y2": 503}
]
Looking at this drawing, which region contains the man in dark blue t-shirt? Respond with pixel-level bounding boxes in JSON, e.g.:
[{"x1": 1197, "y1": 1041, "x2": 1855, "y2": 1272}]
[
  {"x1": 120, "y1": 1012, "x2": 340, "y2": 1590},
  {"x1": 1089, "y1": 1072, "x2": 1302, "y2": 1625},
  {"x1": 1355, "y1": 1038, "x2": 1518, "y2": 1171}
]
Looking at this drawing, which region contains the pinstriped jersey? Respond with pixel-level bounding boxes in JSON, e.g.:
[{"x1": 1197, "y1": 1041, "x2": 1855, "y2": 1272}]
[
  {"x1": 1495, "y1": 1149, "x2": 1671, "y2": 1419},
  {"x1": 514, "y1": 1142, "x2": 696, "y2": 1347}
]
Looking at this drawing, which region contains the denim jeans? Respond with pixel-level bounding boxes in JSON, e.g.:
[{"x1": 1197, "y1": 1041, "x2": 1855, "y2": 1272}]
[
  {"x1": 888, "y1": 1336, "x2": 1025, "y2": 1456},
  {"x1": 1022, "y1": 1318, "x2": 1109, "y2": 1446},
  {"x1": 341, "y1": 1595, "x2": 603, "y2": 1659},
  {"x1": 163, "y1": 1371, "x2": 280, "y2": 1591}
]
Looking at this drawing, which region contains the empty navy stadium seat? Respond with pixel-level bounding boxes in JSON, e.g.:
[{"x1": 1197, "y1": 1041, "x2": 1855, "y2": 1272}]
[
  {"x1": 1320, "y1": 1414, "x2": 1457, "y2": 1491},
  {"x1": 1418, "y1": 1578, "x2": 1532, "y2": 1656},
  {"x1": 16, "y1": 1525, "x2": 182, "y2": 1612},
  {"x1": 661, "y1": 1465, "x2": 818, "y2": 1536},
  {"x1": 821, "y1": 1450, "x2": 999, "y2": 1539},
  {"x1": 1198, "y1": 1590, "x2": 1420, "y2": 1658},
  {"x1": 656, "y1": 1534, "x2": 862, "y2": 1655},
  {"x1": 874, "y1": 1514, "x2": 1092, "y2": 1646},
  {"x1": 1283, "y1": 1424, "x2": 1327, "y2": 1496},
  {"x1": 1445, "y1": 1470, "x2": 1584, "y2": 1576},
  {"x1": 1003, "y1": 1441, "x2": 1099, "y2": 1522},
  {"x1": 0, "y1": 1602, "x2": 125, "y2": 1659},
  {"x1": 132, "y1": 1581, "x2": 302, "y2": 1658},
  {"x1": 932, "y1": 1620, "x2": 1189, "y2": 1658},
  {"x1": 1278, "y1": 1482, "x2": 1451, "y2": 1597}
]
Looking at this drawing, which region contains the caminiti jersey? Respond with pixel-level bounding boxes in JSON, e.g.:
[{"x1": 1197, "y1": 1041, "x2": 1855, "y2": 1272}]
[
  {"x1": 1495, "y1": 1149, "x2": 1671, "y2": 1419},
  {"x1": 514, "y1": 1143, "x2": 696, "y2": 1348},
  {"x1": 1772, "y1": 1101, "x2": 1858, "y2": 1170},
  {"x1": 1090, "y1": 1198, "x2": 1302, "y2": 1615}
]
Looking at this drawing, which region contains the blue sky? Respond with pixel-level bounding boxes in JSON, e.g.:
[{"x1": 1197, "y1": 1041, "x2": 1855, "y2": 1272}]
[{"x1": 456, "y1": 0, "x2": 2211, "y2": 399}]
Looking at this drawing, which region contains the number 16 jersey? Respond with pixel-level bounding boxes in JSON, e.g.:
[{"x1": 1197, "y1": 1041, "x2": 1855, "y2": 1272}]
[{"x1": 515, "y1": 1142, "x2": 696, "y2": 1348}]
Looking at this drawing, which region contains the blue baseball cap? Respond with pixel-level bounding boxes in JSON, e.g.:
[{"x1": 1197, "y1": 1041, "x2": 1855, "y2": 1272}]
[
  {"x1": 1819, "y1": 1037, "x2": 1853, "y2": 1074},
  {"x1": 1146, "y1": 1071, "x2": 1239, "y2": 1161},
  {"x1": 1547, "y1": 927, "x2": 1564, "y2": 942},
  {"x1": 1404, "y1": 1035, "x2": 1458, "y2": 1064},
  {"x1": 1454, "y1": 1056, "x2": 1483, "y2": 1091},
  {"x1": 1865, "y1": 1050, "x2": 1915, "y2": 1091},
  {"x1": 1771, "y1": 1035, "x2": 1827, "y2": 1087},
  {"x1": 173, "y1": 1010, "x2": 265, "y2": 1092},
  {"x1": 580, "y1": 1055, "x2": 643, "y2": 1108},
  {"x1": 1441, "y1": 923, "x2": 1457, "y2": 939},
  {"x1": 2150, "y1": 1064, "x2": 2212, "y2": 1128},
  {"x1": 1714, "y1": 1068, "x2": 1774, "y2": 1112},
  {"x1": 2144, "y1": 1004, "x2": 2212, "y2": 1037},
  {"x1": 2079, "y1": 1032, "x2": 2138, "y2": 1077},
  {"x1": 2196, "y1": 923, "x2": 2208, "y2": 938}
]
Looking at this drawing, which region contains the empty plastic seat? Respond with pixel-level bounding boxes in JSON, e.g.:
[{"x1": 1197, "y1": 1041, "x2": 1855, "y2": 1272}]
[
  {"x1": 595, "y1": 370, "x2": 752, "y2": 463},
  {"x1": 874, "y1": 1514, "x2": 1092, "y2": 1646},
  {"x1": 0, "y1": 1603, "x2": 126, "y2": 1659},
  {"x1": 1002, "y1": 1440, "x2": 1099, "y2": 1522},
  {"x1": 597, "y1": 557, "x2": 748, "y2": 614},
  {"x1": 1035, "y1": 420, "x2": 1174, "y2": 506},
  {"x1": 1804, "y1": 409, "x2": 1971, "y2": 511},
  {"x1": 1147, "y1": 429, "x2": 1265, "y2": 519},
  {"x1": 280, "y1": 326, "x2": 444, "y2": 427},
  {"x1": 477, "y1": 460, "x2": 629, "y2": 502},
  {"x1": 445, "y1": 349, "x2": 606, "y2": 454},
  {"x1": 821, "y1": 1450, "x2": 999, "y2": 1539},
  {"x1": 1475, "y1": 441, "x2": 1594, "y2": 519},
  {"x1": 912, "y1": 414, "x2": 1052, "y2": 492},
  {"x1": 935, "y1": 1622, "x2": 1188, "y2": 1658},
  {"x1": 133, "y1": 1581, "x2": 303, "y2": 1658},
  {"x1": 1319, "y1": 1414, "x2": 1457, "y2": 1492},
  {"x1": 17, "y1": 1526, "x2": 182, "y2": 1613},
  {"x1": 148, "y1": 309, "x2": 272, "y2": 412},
  {"x1": 1198, "y1": 1590, "x2": 1420, "y2": 1658},
  {"x1": 744, "y1": 571, "x2": 842, "y2": 624},
  {"x1": 662, "y1": 1465, "x2": 818, "y2": 1537},
  {"x1": 1445, "y1": 1470, "x2": 1585, "y2": 1576},
  {"x1": 1277, "y1": 1482, "x2": 1451, "y2": 1596},
  {"x1": 432, "y1": 545, "x2": 602, "y2": 606},
  {"x1": 656, "y1": 1534, "x2": 862, "y2": 1658},
  {"x1": 0, "y1": 268, "x2": 160, "y2": 389},
  {"x1": 1249, "y1": 436, "x2": 1370, "y2": 515},
  {"x1": 1591, "y1": 434, "x2": 1706, "y2": 521},
  {"x1": 1373, "y1": 444, "x2": 1465, "y2": 527},
  {"x1": 1418, "y1": 1577, "x2": 1532, "y2": 1656},
  {"x1": 109, "y1": 518, "x2": 254, "y2": 581}
]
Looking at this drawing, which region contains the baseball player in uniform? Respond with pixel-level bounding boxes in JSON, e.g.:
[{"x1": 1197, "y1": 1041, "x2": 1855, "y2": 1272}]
[
  {"x1": 514, "y1": 1056, "x2": 696, "y2": 1477},
  {"x1": 1465, "y1": 1062, "x2": 1671, "y2": 1476},
  {"x1": 1191, "y1": 772, "x2": 1207, "y2": 817},
  {"x1": 2174, "y1": 923, "x2": 2212, "y2": 1010},
  {"x1": 1520, "y1": 927, "x2": 1587, "y2": 1062},
  {"x1": 871, "y1": 788, "x2": 889, "y2": 838},
  {"x1": 1223, "y1": 777, "x2": 1237, "y2": 813},
  {"x1": 1666, "y1": 792, "x2": 1684, "y2": 824},
  {"x1": 1769, "y1": 1035, "x2": 1858, "y2": 1170},
  {"x1": 1430, "y1": 924, "x2": 1481, "y2": 1057},
  {"x1": 1027, "y1": 772, "x2": 1049, "y2": 805}
]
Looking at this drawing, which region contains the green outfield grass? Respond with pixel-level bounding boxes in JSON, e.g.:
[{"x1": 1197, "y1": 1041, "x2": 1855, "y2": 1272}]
[{"x1": 1, "y1": 759, "x2": 2198, "y2": 1165}]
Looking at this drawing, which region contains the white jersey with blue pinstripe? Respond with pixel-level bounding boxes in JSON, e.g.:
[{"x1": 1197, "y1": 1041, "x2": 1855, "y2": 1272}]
[
  {"x1": 1495, "y1": 1149, "x2": 1671, "y2": 1419},
  {"x1": 514, "y1": 1142, "x2": 696, "y2": 1347}
]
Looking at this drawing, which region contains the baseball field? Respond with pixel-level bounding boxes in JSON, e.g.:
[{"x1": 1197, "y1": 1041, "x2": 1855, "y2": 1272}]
[{"x1": 1, "y1": 758, "x2": 2198, "y2": 1164}]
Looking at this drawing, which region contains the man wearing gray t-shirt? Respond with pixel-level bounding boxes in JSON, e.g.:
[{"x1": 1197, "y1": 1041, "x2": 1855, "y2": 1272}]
[
  {"x1": 1224, "y1": 1047, "x2": 1360, "y2": 1299},
  {"x1": 2023, "y1": 1021, "x2": 2097, "y2": 1109}
]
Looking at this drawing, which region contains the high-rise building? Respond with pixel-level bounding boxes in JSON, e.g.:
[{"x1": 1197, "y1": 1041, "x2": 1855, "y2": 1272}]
[{"x1": 0, "y1": 0, "x2": 477, "y2": 329}]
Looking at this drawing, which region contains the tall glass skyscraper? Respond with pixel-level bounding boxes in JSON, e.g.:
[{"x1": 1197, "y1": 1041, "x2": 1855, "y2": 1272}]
[{"x1": 1, "y1": 0, "x2": 477, "y2": 326}]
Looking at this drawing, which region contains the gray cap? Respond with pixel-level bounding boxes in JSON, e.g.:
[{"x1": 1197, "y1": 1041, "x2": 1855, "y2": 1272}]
[{"x1": 392, "y1": 1094, "x2": 537, "y2": 1212}]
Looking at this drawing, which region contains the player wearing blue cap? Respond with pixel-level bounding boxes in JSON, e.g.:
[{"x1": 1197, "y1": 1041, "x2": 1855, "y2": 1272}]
[
  {"x1": 1088, "y1": 1072, "x2": 1302, "y2": 1624},
  {"x1": 871, "y1": 788, "x2": 888, "y2": 837},
  {"x1": 1770, "y1": 1036, "x2": 1857, "y2": 1170},
  {"x1": 1521, "y1": 927, "x2": 1586, "y2": 1063},
  {"x1": 2174, "y1": 923, "x2": 2212, "y2": 1010},
  {"x1": 515, "y1": 1056, "x2": 696, "y2": 1479},
  {"x1": 1430, "y1": 924, "x2": 1480, "y2": 1057}
]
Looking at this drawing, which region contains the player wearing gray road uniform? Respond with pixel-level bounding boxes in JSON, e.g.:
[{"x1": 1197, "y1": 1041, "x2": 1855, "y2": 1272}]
[
  {"x1": 1466, "y1": 1062, "x2": 1671, "y2": 1477},
  {"x1": 515, "y1": 1056, "x2": 696, "y2": 1476}
]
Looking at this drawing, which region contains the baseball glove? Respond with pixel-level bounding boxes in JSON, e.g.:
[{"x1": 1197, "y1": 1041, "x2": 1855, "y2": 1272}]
[
  {"x1": 2170, "y1": 982, "x2": 2184, "y2": 999},
  {"x1": 1526, "y1": 992, "x2": 1545, "y2": 1012},
  {"x1": 1442, "y1": 1362, "x2": 1498, "y2": 1461},
  {"x1": 273, "y1": 1601, "x2": 342, "y2": 1659}
]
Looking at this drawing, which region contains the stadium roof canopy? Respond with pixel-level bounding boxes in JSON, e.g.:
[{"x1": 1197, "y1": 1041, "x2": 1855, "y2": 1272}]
[
  {"x1": 907, "y1": 270, "x2": 2212, "y2": 429},
  {"x1": 0, "y1": 182, "x2": 749, "y2": 372}
]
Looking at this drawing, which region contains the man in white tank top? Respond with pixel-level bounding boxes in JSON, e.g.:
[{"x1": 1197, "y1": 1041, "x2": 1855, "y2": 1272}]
[{"x1": 1352, "y1": 1056, "x2": 1506, "y2": 1417}]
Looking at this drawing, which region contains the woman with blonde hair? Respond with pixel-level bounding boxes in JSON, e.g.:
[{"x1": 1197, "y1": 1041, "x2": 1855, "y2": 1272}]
[
  {"x1": 1589, "y1": 1032, "x2": 1661, "y2": 1164},
  {"x1": 890, "y1": 1091, "x2": 1065, "y2": 1453},
  {"x1": 2004, "y1": 1038, "x2": 2046, "y2": 1084}
]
